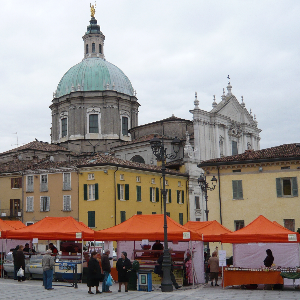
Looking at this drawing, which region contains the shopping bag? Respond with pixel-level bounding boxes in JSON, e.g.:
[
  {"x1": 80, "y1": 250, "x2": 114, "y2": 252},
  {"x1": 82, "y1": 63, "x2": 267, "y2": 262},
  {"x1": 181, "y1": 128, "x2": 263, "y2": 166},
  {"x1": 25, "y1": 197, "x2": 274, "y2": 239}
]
[
  {"x1": 106, "y1": 273, "x2": 112, "y2": 286},
  {"x1": 17, "y1": 267, "x2": 24, "y2": 277}
]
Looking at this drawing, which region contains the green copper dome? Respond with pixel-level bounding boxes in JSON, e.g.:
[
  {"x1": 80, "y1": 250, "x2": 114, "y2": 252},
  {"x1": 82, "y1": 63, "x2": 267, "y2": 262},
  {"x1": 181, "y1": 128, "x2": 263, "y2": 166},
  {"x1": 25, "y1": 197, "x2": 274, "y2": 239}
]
[{"x1": 55, "y1": 58, "x2": 134, "y2": 98}]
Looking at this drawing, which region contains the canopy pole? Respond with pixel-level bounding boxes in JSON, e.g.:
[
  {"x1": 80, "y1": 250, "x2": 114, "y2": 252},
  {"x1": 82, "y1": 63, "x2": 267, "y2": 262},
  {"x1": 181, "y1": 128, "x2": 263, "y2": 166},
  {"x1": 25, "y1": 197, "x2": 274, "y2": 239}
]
[{"x1": 82, "y1": 239, "x2": 84, "y2": 272}]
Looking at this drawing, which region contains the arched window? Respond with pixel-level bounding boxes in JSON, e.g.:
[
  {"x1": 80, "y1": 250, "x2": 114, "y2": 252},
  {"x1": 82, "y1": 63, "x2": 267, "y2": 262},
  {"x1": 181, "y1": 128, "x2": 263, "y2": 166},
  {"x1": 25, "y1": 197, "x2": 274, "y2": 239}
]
[
  {"x1": 131, "y1": 155, "x2": 145, "y2": 164},
  {"x1": 99, "y1": 44, "x2": 102, "y2": 54},
  {"x1": 86, "y1": 44, "x2": 89, "y2": 54},
  {"x1": 92, "y1": 43, "x2": 95, "y2": 53}
]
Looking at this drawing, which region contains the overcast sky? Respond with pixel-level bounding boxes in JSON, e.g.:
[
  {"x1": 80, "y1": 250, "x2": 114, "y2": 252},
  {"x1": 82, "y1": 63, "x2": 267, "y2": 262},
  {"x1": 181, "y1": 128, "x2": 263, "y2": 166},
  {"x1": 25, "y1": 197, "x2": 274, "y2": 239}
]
[{"x1": 1, "y1": 0, "x2": 299, "y2": 154}]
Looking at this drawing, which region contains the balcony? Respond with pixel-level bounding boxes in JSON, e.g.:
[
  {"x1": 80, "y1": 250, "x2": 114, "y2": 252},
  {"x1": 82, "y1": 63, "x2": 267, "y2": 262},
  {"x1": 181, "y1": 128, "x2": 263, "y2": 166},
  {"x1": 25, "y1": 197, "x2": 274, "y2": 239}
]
[{"x1": 0, "y1": 209, "x2": 22, "y2": 219}]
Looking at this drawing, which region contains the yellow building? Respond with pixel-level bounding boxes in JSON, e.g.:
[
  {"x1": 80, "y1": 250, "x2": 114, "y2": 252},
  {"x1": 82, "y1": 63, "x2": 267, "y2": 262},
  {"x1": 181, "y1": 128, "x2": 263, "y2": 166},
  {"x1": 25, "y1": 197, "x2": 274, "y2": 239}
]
[
  {"x1": 198, "y1": 144, "x2": 300, "y2": 256},
  {"x1": 78, "y1": 154, "x2": 189, "y2": 230}
]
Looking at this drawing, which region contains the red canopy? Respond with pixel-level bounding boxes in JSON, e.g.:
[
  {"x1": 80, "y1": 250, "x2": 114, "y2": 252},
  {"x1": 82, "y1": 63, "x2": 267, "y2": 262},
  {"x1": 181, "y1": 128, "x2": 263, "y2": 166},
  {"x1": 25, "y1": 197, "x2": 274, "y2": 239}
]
[
  {"x1": 0, "y1": 219, "x2": 16, "y2": 238},
  {"x1": 6, "y1": 217, "x2": 95, "y2": 241},
  {"x1": 221, "y1": 215, "x2": 300, "y2": 243},
  {"x1": 94, "y1": 214, "x2": 202, "y2": 241},
  {"x1": 184, "y1": 220, "x2": 232, "y2": 242}
]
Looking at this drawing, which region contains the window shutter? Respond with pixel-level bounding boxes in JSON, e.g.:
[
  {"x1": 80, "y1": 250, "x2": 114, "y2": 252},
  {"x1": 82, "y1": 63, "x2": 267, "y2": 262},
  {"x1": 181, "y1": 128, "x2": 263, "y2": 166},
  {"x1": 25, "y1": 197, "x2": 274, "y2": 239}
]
[
  {"x1": 40, "y1": 197, "x2": 43, "y2": 211},
  {"x1": 137, "y1": 186, "x2": 141, "y2": 201},
  {"x1": 181, "y1": 190, "x2": 184, "y2": 204},
  {"x1": 232, "y1": 181, "x2": 238, "y2": 199},
  {"x1": 292, "y1": 177, "x2": 298, "y2": 197},
  {"x1": 117, "y1": 184, "x2": 120, "y2": 200},
  {"x1": 169, "y1": 189, "x2": 172, "y2": 203},
  {"x1": 95, "y1": 183, "x2": 99, "y2": 200},
  {"x1": 125, "y1": 184, "x2": 129, "y2": 200},
  {"x1": 156, "y1": 187, "x2": 159, "y2": 202},
  {"x1": 150, "y1": 187, "x2": 152, "y2": 202},
  {"x1": 84, "y1": 184, "x2": 88, "y2": 200},
  {"x1": 177, "y1": 190, "x2": 180, "y2": 203},
  {"x1": 179, "y1": 213, "x2": 183, "y2": 225},
  {"x1": 11, "y1": 178, "x2": 13, "y2": 189},
  {"x1": 46, "y1": 197, "x2": 50, "y2": 211},
  {"x1": 18, "y1": 177, "x2": 22, "y2": 188},
  {"x1": 88, "y1": 211, "x2": 95, "y2": 227},
  {"x1": 237, "y1": 181, "x2": 243, "y2": 199},
  {"x1": 276, "y1": 178, "x2": 282, "y2": 197}
]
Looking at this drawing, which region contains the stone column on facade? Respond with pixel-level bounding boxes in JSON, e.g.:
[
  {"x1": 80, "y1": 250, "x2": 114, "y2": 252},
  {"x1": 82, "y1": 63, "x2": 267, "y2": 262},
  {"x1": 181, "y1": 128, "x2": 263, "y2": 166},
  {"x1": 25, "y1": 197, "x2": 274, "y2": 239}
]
[
  {"x1": 224, "y1": 126, "x2": 230, "y2": 156},
  {"x1": 214, "y1": 123, "x2": 220, "y2": 159},
  {"x1": 251, "y1": 134, "x2": 255, "y2": 151}
]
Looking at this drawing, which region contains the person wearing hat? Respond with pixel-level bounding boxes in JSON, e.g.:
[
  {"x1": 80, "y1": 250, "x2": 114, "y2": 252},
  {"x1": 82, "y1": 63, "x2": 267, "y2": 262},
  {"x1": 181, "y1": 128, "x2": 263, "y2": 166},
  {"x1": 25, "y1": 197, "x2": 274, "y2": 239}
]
[{"x1": 42, "y1": 249, "x2": 55, "y2": 290}]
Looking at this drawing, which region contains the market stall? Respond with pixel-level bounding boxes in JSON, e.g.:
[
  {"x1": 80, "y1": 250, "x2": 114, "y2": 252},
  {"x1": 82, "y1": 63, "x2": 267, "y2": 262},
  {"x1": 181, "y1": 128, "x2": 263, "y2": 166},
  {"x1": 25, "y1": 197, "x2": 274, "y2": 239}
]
[
  {"x1": 95, "y1": 214, "x2": 204, "y2": 284},
  {"x1": 221, "y1": 215, "x2": 300, "y2": 287}
]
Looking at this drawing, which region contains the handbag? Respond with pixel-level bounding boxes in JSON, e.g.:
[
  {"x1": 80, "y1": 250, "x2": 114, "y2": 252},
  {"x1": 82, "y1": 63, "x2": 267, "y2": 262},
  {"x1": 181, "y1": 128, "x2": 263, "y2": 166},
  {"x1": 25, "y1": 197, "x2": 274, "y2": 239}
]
[
  {"x1": 17, "y1": 267, "x2": 24, "y2": 277},
  {"x1": 106, "y1": 273, "x2": 112, "y2": 286}
]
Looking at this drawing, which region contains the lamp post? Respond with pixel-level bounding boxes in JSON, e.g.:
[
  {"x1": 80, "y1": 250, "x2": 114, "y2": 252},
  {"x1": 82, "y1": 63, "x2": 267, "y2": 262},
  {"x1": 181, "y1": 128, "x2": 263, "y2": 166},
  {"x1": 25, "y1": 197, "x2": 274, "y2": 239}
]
[{"x1": 150, "y1": 135, "x2": 181, "y2": 292}]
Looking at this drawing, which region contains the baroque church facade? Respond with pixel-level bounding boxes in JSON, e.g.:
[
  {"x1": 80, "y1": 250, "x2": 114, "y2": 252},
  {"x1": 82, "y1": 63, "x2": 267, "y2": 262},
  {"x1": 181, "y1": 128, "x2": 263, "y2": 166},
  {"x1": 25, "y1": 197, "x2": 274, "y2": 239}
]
[{"x1": 1, "y1": 8, "x2": 261, "y2": 222}]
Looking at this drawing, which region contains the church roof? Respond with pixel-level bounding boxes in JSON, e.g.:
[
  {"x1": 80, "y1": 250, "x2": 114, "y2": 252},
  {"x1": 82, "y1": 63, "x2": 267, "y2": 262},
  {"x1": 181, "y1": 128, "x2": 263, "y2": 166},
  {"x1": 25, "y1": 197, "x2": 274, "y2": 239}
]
[
  {"x1": 198, "y1": 143, "x2": 300, "y2": 166},
  {"x1": 55, "y1": 58, "x2": 134, "y2": 98}
]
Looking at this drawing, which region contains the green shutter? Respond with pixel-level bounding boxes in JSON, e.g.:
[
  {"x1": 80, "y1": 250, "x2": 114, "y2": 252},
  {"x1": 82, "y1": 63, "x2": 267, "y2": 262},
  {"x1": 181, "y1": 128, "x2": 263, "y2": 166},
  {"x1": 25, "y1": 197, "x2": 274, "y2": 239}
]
[
  {"x1": 117, "y1": 184, "x2": 120, "y2": 200},
  {"x1": 181, "y1": 190, "x2": 184, "y2": 204},
  {"x1": 88, "y1": 211, "x2": 95, "y2": 227},
  {"x1": 179, "y1": 213, "x2": 183, "y2": 225},
  {"x1": 120, "y1": 211, "x2": 126, "y2": 223},
  {"x1": 292, "y1": 177, "x2": 298, "y2": 197},
  {"x1": 137, "y1": 186, "x2": 141, "y2": 201},
  {"x1": 84, "y1": 184, "x2": 88, "y2": 200},
  {"x1": 232, "y1": 181, "x2": 237, "y2": 199},
  {"x1": 169, "y1": 189, "x2": 172, "y2": 203},
  {"x1": 237, "y1": 181, "x2": 243, "y2": 199},
  {"x1": 177, "y1": 190, "x2": 180, "y2": 203},
  {"x1": 150, "y1": 187, "x2": 152, "y2": 202},
  {"x1": 276, "y1": 178, "x2": 282, "y2": 197},
  {"x1": 125, "y1": 184, "x2": 129, "y2": 200},
  {"x1": 156, "y1": 187, "x2": 159, "y2": 202},
  {"x1": 95, "y1": 183, "x2": 99, "y2": 200}
]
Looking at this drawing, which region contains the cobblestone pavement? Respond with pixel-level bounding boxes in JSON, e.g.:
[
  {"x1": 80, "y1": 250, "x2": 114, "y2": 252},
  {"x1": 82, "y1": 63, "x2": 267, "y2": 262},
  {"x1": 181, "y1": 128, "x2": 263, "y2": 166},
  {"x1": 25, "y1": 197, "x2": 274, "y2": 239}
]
[{"x1": 0, "y1": 279, "x2": 300, "y2": 300}]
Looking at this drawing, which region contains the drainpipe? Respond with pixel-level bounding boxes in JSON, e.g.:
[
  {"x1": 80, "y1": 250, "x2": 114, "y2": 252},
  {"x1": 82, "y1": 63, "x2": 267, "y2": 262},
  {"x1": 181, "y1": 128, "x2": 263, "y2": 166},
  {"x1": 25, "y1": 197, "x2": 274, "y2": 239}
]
[
  {"x1": 114, "y1": 167, "x2": 119, "y2": 226},
  {"x1": 217, "y1": 166, "x2": 222, "y2": 225}
]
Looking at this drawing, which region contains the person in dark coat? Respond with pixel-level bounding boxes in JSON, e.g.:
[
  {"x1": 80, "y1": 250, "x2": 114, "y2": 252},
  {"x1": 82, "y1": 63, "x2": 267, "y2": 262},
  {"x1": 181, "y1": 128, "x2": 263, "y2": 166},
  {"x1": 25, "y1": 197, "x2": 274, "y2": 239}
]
[
  {"x1": 12, "y1": 245, "x2": 19, "y2": 280},
  {"x1": 15, "y1": 245, "x2": 25, "y2": 282},
  {"x1": 101, "y1": 249, "x2": 112, "y2": 293},
  {"x1": 264, "y1": 249, "x2": 274, "y2": 267},
  {"x1": 87, "y1": 251, "x2": 102, "y2": 294},
  {"x1": 116, "y1": 252, "x2": 132, "y2": 292}
]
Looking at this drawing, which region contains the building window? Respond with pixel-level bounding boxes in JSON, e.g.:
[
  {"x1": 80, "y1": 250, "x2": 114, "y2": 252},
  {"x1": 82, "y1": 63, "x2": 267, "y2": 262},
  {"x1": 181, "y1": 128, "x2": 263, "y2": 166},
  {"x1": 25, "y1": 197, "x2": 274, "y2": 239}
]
[
  {"x1": 86, "y1": 44, "x2": 89, "y2": 54},
  {"x1": 40, "y1": 196, "x2": 50, "y2": 212},
  {"x1": 151, "y1": 178, "x2": 155, "y2": 184},
  {"x1": 232, "y1": 141, "x2": 238, "y2": 155},
  {"x1": 136, "y1": 186, "x2": 141, "y2": 201},
  {"x1": 40, "y1": 175, "x2": 48, "y2": 192},
  {"x1": 196, "y1": 218, "x2": 201, "y2": 221},
  {"x1": 10, "y1": 199, "x2": 20, "y2": 217},
  {"x1": 178, "y1": 181, "x2": 181, "y2": 187},
  {"x1": 131, "y1": 155, "x2": 145, "y2": 164},
  {"x1": 284, "y1": 219, "x2": 295, "y2": 231},
  {"x1": 11, "y1": 178, "x2": 22, "y2": 189},
  {"x1": 179, "y1": 213, "x2": 183, "y2": 225},
  {"x1": 195, "y1": 196, "x2": 200, "y2": 209},
  {"x1": 120, "y1": 174, "x2": 124, "y2": 180},
  {"x1": 281, "y1": 166, "x2": 290, "y2": 170},
  {"x1": 177, "y1": 190, "x2": 184, "y2": 204},
  {"x1": 166, "y1": 212, "x2": 170, "y2": 217},
  {"x1": 84, "y1": 184, "x2": 99, "y2": 201},
  {"x1": 232, "y1": 180, "x2": 243, "y2": 200},
  {"x1": 234, "y1": 220, "x2": 244, "y2": 231},
  {"x1": 88, "y1": 211, "x2": 95, "y2": 228},
  {"x1": 26, "y1": 222, "x2": 34, "y2": 226},
  {"x1": 150, "y1": 187, "x2": 159, "y2": 203},
  {"x1": 122, "y1": 116, "x2": 128, "y2": 136},
  {"x1": 276, "y1": 177, "x2": 298, "y2": 197},
  {"x1": 166, "y1": 189, "x2": 172, "y2": 203},
  {"x1": 89, "y1": 114, "x2": 99, "y2": 133},
  {"x1": 99, "y1": 44, "x2": 102, "y2": 54},
  {"x1": 63, "y1": 195, "x2": 71, "y2": 211},
  {"x1": 88, "y1": 173, "x2": 95, "y2": 180},
  {"x1": 136, "y1": 176, "x2": 141, "y2": 183},
  {"x1": 152, "y1": 212, "x2": 156, "y2": 214},
  {"x1": 117, "y1": 184, "x2": 129, "y2": 200},
  {"x1": 61, "y1": 118, "x2": 67, "y2": 137},
  {"x1": 63, "y1": 173, "x2": 71, "y2": 190},
  {"x1": 26, "y1": 196, "x2": 34, "y2": 212},
  {"x1": 120, "y1": 211, "x2": 126, "y2": 223},
  {"x1": 165, "y1": 180, "x2": 169, "y2": 186},
  {"x1": 137, "y1": 211, "x2": 142, "y2": 215},
  {"x1": 26, "y1": 175, "x2": 34, "y2": 192},
  {"x1": 92, "y1": 43, "x2": 95, "y2": 53}
]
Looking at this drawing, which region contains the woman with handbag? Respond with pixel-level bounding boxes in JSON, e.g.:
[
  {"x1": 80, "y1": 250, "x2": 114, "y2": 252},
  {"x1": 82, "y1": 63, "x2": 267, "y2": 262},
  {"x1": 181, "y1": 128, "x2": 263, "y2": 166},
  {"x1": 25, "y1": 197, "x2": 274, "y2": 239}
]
[
  {"x1": 116, "y1": 251, "x2": 132, "y2": 292},
  {"x1": 15, "y1": 245, "x2": 25, "y2": 282},
  {"x1": 87, "y1": 251, "x2": 102, "y2": 294}
]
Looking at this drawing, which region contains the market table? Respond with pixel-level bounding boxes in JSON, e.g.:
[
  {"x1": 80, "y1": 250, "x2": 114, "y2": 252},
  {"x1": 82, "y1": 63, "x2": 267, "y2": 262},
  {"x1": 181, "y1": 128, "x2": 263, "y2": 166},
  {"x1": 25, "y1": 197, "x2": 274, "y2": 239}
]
[{"x1": 223, "y1": 270, "x2": 283, "y2": 287}]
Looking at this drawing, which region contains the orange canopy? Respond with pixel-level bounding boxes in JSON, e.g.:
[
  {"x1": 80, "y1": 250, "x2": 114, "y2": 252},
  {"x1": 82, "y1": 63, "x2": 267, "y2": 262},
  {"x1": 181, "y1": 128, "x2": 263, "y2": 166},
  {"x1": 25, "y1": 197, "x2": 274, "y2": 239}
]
[
  {"x1": 184, "y1": 220, "x2": 232, "y2": 242},
  {"x1": 4, "y1": 220, "x2": 26, "y2": 229},
  {"x1": 221, "y1": 215, "x2": 300, "y2": 243},
  {"x1": 95, "y1": 214, "x2": 202, "y2": 241},
  {"x1": 6, "y1": 217, "x2": 95, "y2": 241},
  {"x1": 0, "y1": 219, "x2": 16, "y2": 238}
]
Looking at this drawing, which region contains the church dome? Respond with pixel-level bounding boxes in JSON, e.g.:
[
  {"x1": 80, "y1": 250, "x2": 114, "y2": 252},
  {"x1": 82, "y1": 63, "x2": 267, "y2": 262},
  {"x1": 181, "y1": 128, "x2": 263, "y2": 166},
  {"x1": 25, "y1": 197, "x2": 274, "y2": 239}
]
[{"x1": 55, "y1": 58, "x2": 134, "y2": 98}]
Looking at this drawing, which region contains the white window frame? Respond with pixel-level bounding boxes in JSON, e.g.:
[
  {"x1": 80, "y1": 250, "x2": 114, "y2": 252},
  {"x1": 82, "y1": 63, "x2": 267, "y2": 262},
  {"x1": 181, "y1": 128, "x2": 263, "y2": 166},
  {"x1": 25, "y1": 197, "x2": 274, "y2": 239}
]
[
  {"x1": 63, "y1": 172, "x2": 71, "y2": 190},
  {"x1": 59, "y1": 111, "x2": 68, "y2": 139},
  {"x1": 40, "y1": 174, "x2": 48, "y2": 192},
  {"x1": 120, "y1": 174, "x2": 124, "y2": 180},
  {"x1": 177, "y1": 191, "x2": 182, "y2": 204},
  {"x1": 165, "y1": 180, "x2": 169, "y2": 186},
  {"x1": 86, "y1": 107, "x2": 101, "y2": 135},
  {"x1": 63, "y1": 195, "x2": 71, "y2": 211},
  {"x1": 26, "y1": 196, "x2": 34, "y2": 212},
  {"x1": 151, "y1": 187, "x2": 156, "y2": 203},
  {"x1": 178, "y1": 181, "x2": 181, "y2": 187},
  {"x1": 88, "y1": 184, "x2": 96, "y2": 201},
  {"x1": 166, "y1": 190, "x2": 169, "y2": 203},
  {"x1": 136, "y1": 176, "x2": 141, "y2": 183},
  {"x1": 26, "y1": 175, "x2": 34, "y2": 192},
  {"x1": 151, "y1": 178, "x2": 155, "y2": 184},
  {"x1": 120, "y1": 184, "x2": 124, "y2": 201},
  {"x1": 120, "y1": 112, "x2": 131, "y2": 138},
  {"x1": 26, "y1": 222, "x2": 34, "y2": 226},
  {"x1": 88, "y1": 173, "x2": 95, "y2": 180},
  {"x1": 40, "y1": 196, "x2": 50, "y2": 212}
]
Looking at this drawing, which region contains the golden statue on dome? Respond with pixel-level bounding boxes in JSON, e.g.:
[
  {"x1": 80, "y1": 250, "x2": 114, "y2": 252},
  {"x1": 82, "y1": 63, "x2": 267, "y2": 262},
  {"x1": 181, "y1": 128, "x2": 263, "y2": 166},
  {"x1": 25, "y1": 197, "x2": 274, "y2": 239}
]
[{"x1": 90, "y1": 2, "x2": 96, "y2": 18}]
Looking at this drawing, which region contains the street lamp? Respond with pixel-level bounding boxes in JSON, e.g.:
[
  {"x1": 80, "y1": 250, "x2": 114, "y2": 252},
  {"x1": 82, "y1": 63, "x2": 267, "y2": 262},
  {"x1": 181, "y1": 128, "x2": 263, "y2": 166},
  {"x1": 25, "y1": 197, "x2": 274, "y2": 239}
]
[{"x1": 150, "y1": 135, "x2": 181, "y2": 292}]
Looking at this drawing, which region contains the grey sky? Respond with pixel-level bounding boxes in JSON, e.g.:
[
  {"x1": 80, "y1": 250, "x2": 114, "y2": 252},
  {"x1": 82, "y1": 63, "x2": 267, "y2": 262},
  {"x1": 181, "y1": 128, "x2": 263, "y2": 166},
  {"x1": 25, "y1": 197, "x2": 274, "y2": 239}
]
[{"x1": 1, "y1": 0, "x2": 299, "y2": 153}]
